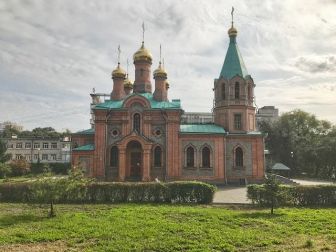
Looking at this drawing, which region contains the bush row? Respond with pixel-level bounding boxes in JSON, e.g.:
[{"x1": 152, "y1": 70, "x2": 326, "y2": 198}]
[
  {"x1": 0, "y1": 181, "x2": 216, "y2": 204},
  {"x1": 247, "y1": 184, "x2": 336, "y2": 207}
]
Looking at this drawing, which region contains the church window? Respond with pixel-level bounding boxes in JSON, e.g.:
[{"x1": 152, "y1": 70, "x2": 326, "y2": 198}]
[
  {"x1": 235, "y1": 147, "x2": 243, "y2": 167},
  {"x1": 133, "y1": 113, "x2": 141, "y2": 133},
  {"x1": 235, "y1": 82, "x2": 240, "y2": 99},
  {"x1": 248, "y1": 85, "x2": 252, "y2": 100},
  {"x1": 186, "y1": 146, "x2": 195, "y2": 167},
  {"x1": 140, "y1": 68, "x2": 144, "y2": 76},
  {"x1": 202, "y1": 147, "x2": 210, "y2": 168},
  {"x1": 110, "y1": 146, "x2": 118, "y2": 167},
  {"x1": 154, "y1": 146, "x2": 162, "y2": 167},
  {"x1": 222, "y1": 83, "x2": 226, "y2": 99},
  {"x1": 234, "y1": 114, "x2": 242, "y2": 130}
]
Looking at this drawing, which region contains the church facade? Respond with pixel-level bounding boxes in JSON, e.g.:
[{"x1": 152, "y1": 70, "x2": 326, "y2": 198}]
[{"x1": 71, "y1": 22, "x2": 265, "y2": 184}]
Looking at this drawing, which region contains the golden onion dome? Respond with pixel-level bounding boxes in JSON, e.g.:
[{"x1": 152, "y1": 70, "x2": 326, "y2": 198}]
[
  {"x1": 133, "y1": 42, "x2": 153, "y2": 63},
  {"x1": 123, "y1": 76, "x2": 133, "y2": 89},
  {"x1": 228, "y1": 26, "x2": 238, "y2": 37},
  {"x1": 153, "y1": 63, "x2": 167, "y2": 79},
  {"x1": 111, "y1": 63, "x2": 126, "y2": 79}
]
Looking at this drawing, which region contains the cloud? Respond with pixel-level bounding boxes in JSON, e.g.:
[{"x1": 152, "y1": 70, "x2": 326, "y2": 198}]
[
  {"x1": 294, "y1": 55, "x2": 336, "y2": 73},
  {"x1": 0, "y1": 0, "x2": 336, "y2": 131}
]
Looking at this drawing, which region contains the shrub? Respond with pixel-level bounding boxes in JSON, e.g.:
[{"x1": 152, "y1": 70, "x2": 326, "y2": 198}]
[
  {"x1": 0, "y1": 163, "x2": 11, "y2": 178},
  {"x1": 9, "y1": 160, "x2": 30, "y2": 176},
  {"x1": 247, "y1": 184, "x2": 336, "y2": 207},
  {"x1": 31, "y1": 163, "x2": 70, "y2": 175},
  {"x1": 0, "y1": 180, "x2": 216, "y2": 204}
]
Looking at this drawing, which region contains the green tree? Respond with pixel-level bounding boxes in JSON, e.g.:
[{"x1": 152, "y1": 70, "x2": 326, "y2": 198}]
[
  {"x1": 9, "y1": 159, "x2": 31, "y2": 176},
  {"x1": 258, "y1": 109, "x2": 334, "y2": 178},
  {"x1": 264, "y1": 174, "x2": 280, "y2": 214},
  {"x1": 0, "y1": 138, "x2": 11, "y2": 163},
  {"x1": 1, "y1": 125, "x2": 20, "y2": 138},
  {"x1": 31, "y1": 169, "x2": 90, "y2": 217},
  {"x1": 0, "y1": 163, "x2": 11, "y2": 178}
]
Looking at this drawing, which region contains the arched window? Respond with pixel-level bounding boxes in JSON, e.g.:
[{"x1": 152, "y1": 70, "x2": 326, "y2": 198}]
[
  {"x1": 186, "y1": 146, "x2": 195, "y2": 167},
  {"x1": 221, "y1": 83, "x2": 226, "y2": 100},
  {"x1": 235, "y1": 147, "x2": 243, "y2": 167},
  {"x1": 154, "y1": 146, "x2": 162, "y2": 167},
  {"x1": 248, "y1": 85, "x2": 252, "y2": 100},
  {"x1": 202, "y1": 147, "x2": 210, "y2": 168},
  {"x1": 110, "y1": 146, "x2": 118, "y2": 167},
  {"x1": 235, "y1": 82, "x2": 240, "y2": 99},
  {"x1": 133, "y1": 113, "x2": 140, "y2": 133}
]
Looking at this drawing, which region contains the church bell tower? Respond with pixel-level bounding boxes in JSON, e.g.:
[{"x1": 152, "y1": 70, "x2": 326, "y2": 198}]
[{"x1": 214, "y1": 9, "x2": 256, "y2": 133}]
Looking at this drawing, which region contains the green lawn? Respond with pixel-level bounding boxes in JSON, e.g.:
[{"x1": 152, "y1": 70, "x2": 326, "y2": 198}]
[{"x1": 0, "y1": 204, "x2": 335, "y2": 251}]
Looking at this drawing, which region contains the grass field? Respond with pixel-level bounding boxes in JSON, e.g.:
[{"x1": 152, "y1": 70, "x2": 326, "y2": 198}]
[{"x1": 0, "y1": 203, "x2": 335, "y2": 251}]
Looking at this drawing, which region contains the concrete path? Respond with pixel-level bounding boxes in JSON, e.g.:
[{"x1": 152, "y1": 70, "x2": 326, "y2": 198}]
[
  {"x1": 212, "y1": 179, "x2": 334, "y2": 204},
  {"x1": 292, "y1": 179, "x2": 334, "y2": 186},
  {"x1": 213, "y1": 186, "x2": 250, "y2": 204}
]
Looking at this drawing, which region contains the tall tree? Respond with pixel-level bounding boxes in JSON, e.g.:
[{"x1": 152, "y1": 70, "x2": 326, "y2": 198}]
[
  {"x1": 258, "y1": 110, "x2": 335, "y2": 178},
  {"x1": 0, "y1": 138, "x2": 11, "y2": 163}
]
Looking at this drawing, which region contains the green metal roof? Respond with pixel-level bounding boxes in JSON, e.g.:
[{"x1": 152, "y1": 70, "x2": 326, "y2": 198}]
[
  {"x1": 73, "y1": 144, "x2": 94, "y2": 151},
  {"x1": 227, "y1": 131, "x2": 264, "y2": 136},
  {"x1": 73, "y1": 128, "x2": 95, "y2": 135},
  {"x1": 219, "y1": 36, "x2": 249, "y2": 79},
  {"x1": 180, "y1": 124, "x2": 226, "y2": 134},
  {"x1": 95, "y1": 93, "x2": 181, "y2": 110},
  {"x1": 272, "y1": 163, "x2": 291, "y2": 171}
]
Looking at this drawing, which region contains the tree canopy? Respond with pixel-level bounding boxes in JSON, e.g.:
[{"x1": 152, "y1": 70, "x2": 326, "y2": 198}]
[
  {"x1": 1, "y1": 126, "x2": 71, "y2": 139},
  {"x1": 258, "y1": 109, "x2": 336, "y2": 179}
]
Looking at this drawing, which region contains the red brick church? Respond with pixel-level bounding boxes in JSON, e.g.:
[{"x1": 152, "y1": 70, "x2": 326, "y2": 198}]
[{"x1": 71, "y1": 20, "x2": 265, "y2": 183}]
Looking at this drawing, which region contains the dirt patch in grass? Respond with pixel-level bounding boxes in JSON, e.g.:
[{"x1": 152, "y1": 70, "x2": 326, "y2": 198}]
[{"x1": 0, "y1": 240, "x2": 72, "y2": 252}]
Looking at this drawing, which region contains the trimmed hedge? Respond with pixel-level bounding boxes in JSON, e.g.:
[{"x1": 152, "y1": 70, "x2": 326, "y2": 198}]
[
  {"x1": 247, "y1": 184, "x2": 336, "y2": 207},
  {"x1": 0, "y1": 181, "x2": 216, "y2": 204}
]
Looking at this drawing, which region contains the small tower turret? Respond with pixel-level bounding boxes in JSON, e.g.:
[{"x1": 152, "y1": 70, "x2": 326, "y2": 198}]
[
  {"x1": 153, "y1": 45, "x2": 168, "y2": 101},
  {"x1": 111, "y1": 46, "x2": 126, "y2": 100},
  {"x1": 213, "y1": 8, "x2": 256, "y2": 133},
  {"x1": 133, "y1": 23, "x2": 153, "y2": 93}
]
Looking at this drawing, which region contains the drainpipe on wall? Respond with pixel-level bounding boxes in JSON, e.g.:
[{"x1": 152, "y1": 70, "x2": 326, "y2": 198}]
[
  {"x1": 161, "y1": 109, "x2": 168, "y2": 182},
  {"x1": 224, "y1": 132, "x2": 228, "y2": 185},
  {"x1": 104, "y1": 109, "x2": 114, "y2": 180}
]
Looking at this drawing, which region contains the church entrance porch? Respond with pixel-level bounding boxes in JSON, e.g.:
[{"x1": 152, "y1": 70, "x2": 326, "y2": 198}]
[
  {"x1": 127, "y1": 141, "x2": 142, "y2": 181},
  {"x1": 116, "y1": 134, "x2": 152, "y2": 182}
]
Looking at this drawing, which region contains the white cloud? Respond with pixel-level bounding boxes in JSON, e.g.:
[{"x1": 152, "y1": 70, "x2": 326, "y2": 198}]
[{"x1": 0, "y1": 0, "x2": 335, "y2": 131}]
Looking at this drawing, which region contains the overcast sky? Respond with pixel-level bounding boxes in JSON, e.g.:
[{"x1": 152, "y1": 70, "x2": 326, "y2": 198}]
[{"x1": 0, "y1": 0, "x2": 335, "y2": 132}]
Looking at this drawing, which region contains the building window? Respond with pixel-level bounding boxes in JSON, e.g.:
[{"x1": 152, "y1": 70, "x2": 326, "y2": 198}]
[
  {"x1": 34, "y1": 154, "x2": 39, "y2": 160},
  {"x1": 154, "y1": 146, "x2": 162, "y2": 167},
  {"x1": 51, "y1": 143, "x2": 57, "y2": 149},
  {"x1": 25, "y1": 142, "x2": 31, "y2": 149},
  {"x1": 202, "y1": 147, "x2": 211, "y2": 168},
  {"x1": 222, "y1": 83, "x2": 226, "y2": 100},
  {"x1": 15, "y1": 154, "x2": 22, "y2": 160},
  {"x1": 133, "y1": 113, "x2": 141, "y2": 133},
  {"x1": 110, "y1": 146, "x2": 118, "y2": 167},
  {"x1": 16, "y1": 142, "x2": 22, "y2": 148},
  {"x1": 186, "y1": 146, "x2": 195, "y2": 167},
  {"x1": 51, "y1": 154, "x2": 57, "y2": 160},
  {"x1": 42, "y1": 154, "x2": 48, "y2": 160},
  {"x1": 234, "y1": 114, "x2": 242, "y2": 130},
  {"x1": 43, "y1": 143, "x2": 49, "y2": 149},
  {"x1": 34, "y1": 143, "x2": 40, "y2": 149},
  {"x1": 235, "y1": 147, "x2": 243, "y2": 167},
  {"x1": 248, "y1": 85, "x2": 252, "y2": 100},
  {"x1": 25, "y1": 154, "x2": 31, "y2": 161},
  {"x1": 235, "y1": 82, "x2": 240, "y2": 99},
  {"x1": 7, "y1": 143, "x2": 13, "y2": 149}
]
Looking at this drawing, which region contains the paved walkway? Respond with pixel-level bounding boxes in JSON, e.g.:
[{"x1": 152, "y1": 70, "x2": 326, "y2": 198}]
[
  {"x1": 292, "y1": 179, "x2": 334, "y2": 186},
  {"x1": 213, "y1": 179, "x2": 334, "y2": 204},
  {"x1": 213, "y1": 186, "x2": 250, "y2": 204}
]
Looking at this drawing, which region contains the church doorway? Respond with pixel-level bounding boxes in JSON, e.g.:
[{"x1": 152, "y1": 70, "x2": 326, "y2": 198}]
[{"x1": 126, "y1": 141, "x2": 142, "y2": 180}]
